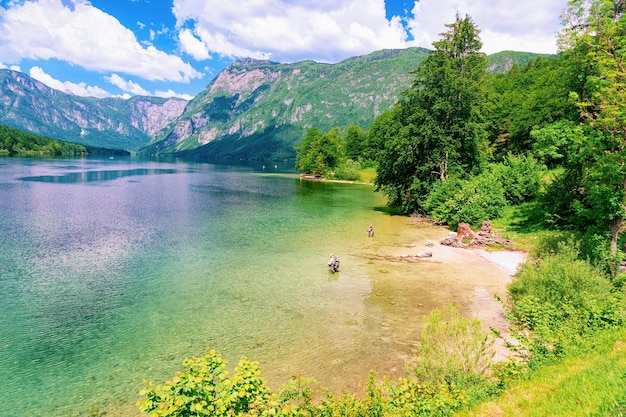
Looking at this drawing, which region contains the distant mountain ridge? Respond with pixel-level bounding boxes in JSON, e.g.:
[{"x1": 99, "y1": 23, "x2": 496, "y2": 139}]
[
  {"x1": 0, "y1": 48, "x2": 552, "y2": 160},
  {"x1": 143, "y1": 47, "x2": 433, "y2": 160},
  {"x1": 0, "y1": 70, "x2": 187, "y2": 150}
]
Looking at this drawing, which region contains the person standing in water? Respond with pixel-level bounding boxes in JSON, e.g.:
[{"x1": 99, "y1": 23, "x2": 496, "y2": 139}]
[
  {"x1": 328, "y1": 253, "x2": 340, "y2": 272},
  {"x1": 367, "y1": 224, "x2": 374, "y2": 237}
]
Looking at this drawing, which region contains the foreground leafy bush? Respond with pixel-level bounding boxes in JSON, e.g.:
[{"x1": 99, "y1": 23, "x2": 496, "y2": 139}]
[
  {"x1": 411, "y1": 305, "x2": 495, "y2": 387},
  {"x1": 507, "y1": 242, "x2": 624, "y2": 366},
  {"x1": 138, "y1": 304, "x2": 507, "y2": 416},
  {"x1": 138, "y1": 349, "x2": 269, "y2": 416}
]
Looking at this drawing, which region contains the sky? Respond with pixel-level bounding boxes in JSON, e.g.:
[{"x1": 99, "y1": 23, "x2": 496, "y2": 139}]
[{"x1": 0, "y1": 0, "x2": 567, "y2": 100}]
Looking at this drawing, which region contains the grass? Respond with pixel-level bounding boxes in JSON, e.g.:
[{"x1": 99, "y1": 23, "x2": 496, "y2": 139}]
[
  {"x1": 454, "y1": 328, "x2": 626, "y2": 417},
  {"x1": 358, "y1": 167, "x2": 376, "y2": 184},
  {"x1": 463, "y1": 199, "x2": 626, "y2": 416},
  {"x1": 490, "y1": 203, "x2": 576, "y2": 253}
]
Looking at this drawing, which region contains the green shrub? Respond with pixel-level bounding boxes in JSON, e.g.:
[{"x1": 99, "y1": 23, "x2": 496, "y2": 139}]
[
  {"x1": 491, "y1": 153, "x2": 544, "y2": 205},
  {"x1": 423, "y1": 173, "x2": 507, "y2": 229},
  {"x1": 410, "y1": 305, "x2": 495, "y2": 389},
  {"x1": 333, "y1": 159, "x2": 362, "y2": 181},
  {"x1": 138, "y1": 348, "x2": 270, "y2": 417},
  {"x1": 508, "y1": 243, "x2": 624, "y2": 365}
]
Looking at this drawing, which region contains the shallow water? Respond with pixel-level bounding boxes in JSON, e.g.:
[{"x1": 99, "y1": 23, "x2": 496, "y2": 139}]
[{"x1": 0, "y1": 157, "x2": 510, "y2": 416}]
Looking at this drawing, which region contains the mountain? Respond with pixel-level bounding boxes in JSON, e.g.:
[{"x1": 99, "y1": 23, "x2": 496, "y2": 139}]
[
  {"x1": 0, "y1": 70, "x2": 187, "y2": 150},
  {"x1": 486, "y1": 50, "x2": 555, "y2": 73},
  {"x1": 0, "y1": 49, "x2": 552, "y2": 159},
  {"x1": 141, "y1": 47, "x2": 431, "y2": 160}
]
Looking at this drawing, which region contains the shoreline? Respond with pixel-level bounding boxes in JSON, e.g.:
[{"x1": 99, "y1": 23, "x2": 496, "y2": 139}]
[{"x1": 366, "y1": 219, "x2": 527, "y2": 364}]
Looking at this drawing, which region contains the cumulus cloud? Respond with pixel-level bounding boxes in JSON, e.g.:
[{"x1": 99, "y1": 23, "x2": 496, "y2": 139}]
[
  {"x1": 172, "y1": 0, "x2": 563, "y2": 65},
  {"x1": 0, "y1": 62, "x2": 21, "y2": 71},
  {"x1": 1, "y1": 0, "x2": 566, "y2": 99},
  {"x1": 172, "y1": 0, "x2": 410, "y2": 63},
  {"x1": 407, "y1": 0, "x2": 564, "y2": 54},
  {"x1": 106, "y1": 73, "x2": 150, "y2": 96},
  {"x1": 29, "y1": 66, "x2": 113, "y2": 97},
  {"x1": 0, "y1": 0, "x2": 203, "y2": 82},
  {"x1": 154, "y1": 89, "x2": 194, "y2": 100}
]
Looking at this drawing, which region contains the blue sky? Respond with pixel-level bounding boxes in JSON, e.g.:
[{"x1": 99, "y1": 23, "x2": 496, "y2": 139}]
[{"x1": 0, "y1": 0, "x2": 565, "y2": 100}]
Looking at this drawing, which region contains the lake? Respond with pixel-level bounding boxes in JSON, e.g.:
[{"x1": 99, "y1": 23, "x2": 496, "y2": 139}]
[{"x1": 0, "y1": 157, "x2": 510, "y2": 417}]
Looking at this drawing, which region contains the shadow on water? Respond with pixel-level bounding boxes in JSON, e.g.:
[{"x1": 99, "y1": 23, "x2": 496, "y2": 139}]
[
  {"x1": 18, "y1": 168, "x2": 185, "y2": 183},
  {"x1": 373, "y1": 205, "x2": 404, "y2": 216}
]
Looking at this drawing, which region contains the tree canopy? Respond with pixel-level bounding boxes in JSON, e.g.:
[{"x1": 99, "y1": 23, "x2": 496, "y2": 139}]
[
  {"x1": 374, "y1": 13, "x2": 488, "y2": 213},
  {"x1": 542, "y1": 0, "x2": 626, "y2": 254},
  {"x1": 0, "y1": 125, "x2": 86, "y2": 156}
]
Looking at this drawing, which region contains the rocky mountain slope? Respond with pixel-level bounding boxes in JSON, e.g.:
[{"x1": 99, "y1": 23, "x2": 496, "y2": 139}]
[
  {"x1": 0, "y1": 70, "x2": 187, "y2": 150},
  {"x1": 0, "y1": 48, "x2": 550, "y2": 159},
  {"x1": 142, "y1": 48, "x2": 431, "y2": 160}
]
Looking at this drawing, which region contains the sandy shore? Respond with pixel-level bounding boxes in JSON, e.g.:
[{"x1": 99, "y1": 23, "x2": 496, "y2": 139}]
[{"x1": 366, "y1": 223, "x2": 528, "y2": 364}]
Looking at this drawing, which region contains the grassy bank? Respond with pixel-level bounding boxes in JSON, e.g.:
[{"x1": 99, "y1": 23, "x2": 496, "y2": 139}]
[{"x1": 456, "y1": 328, "x2": 626, "y2": 417}]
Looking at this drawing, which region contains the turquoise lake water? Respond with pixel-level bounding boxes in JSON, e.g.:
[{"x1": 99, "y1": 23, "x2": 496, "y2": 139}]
[{"x1": 0, "y1": 157, "x2": 508, "y2": 417}]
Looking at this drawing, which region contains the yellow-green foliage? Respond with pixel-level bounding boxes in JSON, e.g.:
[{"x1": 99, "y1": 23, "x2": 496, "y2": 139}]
[
  {"x1": 454, "y1": 329, "x2": 626, "y2": 417},
  {"x1": 508, "y1": 242, "x2": 624, "y2": 365},
  {"x1": 138, "y1": 304, "x2": 504, "y2": 417},
  {"x1": 411, "y1": 305, "x2": 495, "y2": 387},
  {"x1": 138, "y1": 349, "x2": 269, "y2": 417}
]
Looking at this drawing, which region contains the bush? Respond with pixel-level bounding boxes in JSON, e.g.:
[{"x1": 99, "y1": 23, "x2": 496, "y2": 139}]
[
  {"x1": 333, "y1": 159, "x2": 362, "y2": 181},
  {"x1": 411, "y1": 305, "x2": 495, "y2": 389},
  {"x1": 491, "y1": 153, "x2": 544, "y2": 205},
  {"x1": 508, "y1": 242, "x2": 624, "y2": 365},
  {"x1": 137, "y1": 349, "x2": 270, "y2": 417},
  {"x1": 423, "y1": 173, "x2": 507, "y2": 229}
]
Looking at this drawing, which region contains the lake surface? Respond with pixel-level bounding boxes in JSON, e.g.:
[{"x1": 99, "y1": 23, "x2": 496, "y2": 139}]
[{"x1": 0, "y1": 157, "x2": 510, "y2": 417}]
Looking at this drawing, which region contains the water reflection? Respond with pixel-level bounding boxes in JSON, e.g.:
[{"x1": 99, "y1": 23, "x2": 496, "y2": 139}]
[{"x1": 18, "y1": 168, "x2": 184, "y2": 183}]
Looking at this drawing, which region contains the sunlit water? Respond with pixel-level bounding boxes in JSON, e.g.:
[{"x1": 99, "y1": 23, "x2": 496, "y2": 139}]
[{"x1": 0, "y1": 157, "x2": 510, "y2": 417}]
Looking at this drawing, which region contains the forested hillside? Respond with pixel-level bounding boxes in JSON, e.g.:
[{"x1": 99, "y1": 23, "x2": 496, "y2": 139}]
[
  {"x1": 0, "y1": 70, "x2": 187, "y2": 150},
  {"x1": 0, "y1": 125, "x2": 86, "y2": 156},
  {"x1": 141, "y1": 49, "x2": 547, "y2": 160}
]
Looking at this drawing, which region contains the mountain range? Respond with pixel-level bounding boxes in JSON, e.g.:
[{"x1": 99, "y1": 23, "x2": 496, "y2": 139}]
[{"x1": 0, "y1": 48, "x2": 548, "y2": 161}]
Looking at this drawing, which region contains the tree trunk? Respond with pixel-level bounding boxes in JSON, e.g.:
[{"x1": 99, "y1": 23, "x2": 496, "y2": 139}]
[
  {"x1": 609, "y1": 215, "x2": 623, "y2": 255},
  {"x1": 610, "y1": 177, "x2": 626, "y2": 255}
]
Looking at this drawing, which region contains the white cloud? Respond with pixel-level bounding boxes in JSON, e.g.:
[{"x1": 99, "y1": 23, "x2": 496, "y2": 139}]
[
  {"x1": 407, "y1": 0, "x2": 563, "y2": 54},
  {"x1": 0, "y1": 62, "x2": 20, "y2": 71},
  {"x1": 29, "y1": 66, "x2": 113, "y2": 97},
  {"x1": 106, "y1": 73, "x2": 150, "y2": 96},
  {"x1": 154, "y1": 89, "x2": 194, "y2": 100},
  {"x1": 0, "y1": 0, "x2": 203, "y2": 82},
  {"x1": 179, "y1": 28, "x2": 211, "y2": 60},
  {"x1": 172, "y1": 0, "x2": 563, "y2": 65},
  {"x1": 172, "y1": 0, "x2": 411, "y2": 63}
]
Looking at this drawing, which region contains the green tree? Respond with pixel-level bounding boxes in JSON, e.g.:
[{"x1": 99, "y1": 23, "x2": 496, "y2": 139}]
[
  {"x1": 374, "y1": 13, "x2": 488, "y2": 213},
  {"x1": 484, "y1": 56, "x2": 576, "y2": 156},
  {"x1": 555, "y1": 0, "x2": 626, "y2": 254},
  {"x1": 294, "y1": 127, "x2": 343, "y2": 176},
  {"x1": 344, "y1": 124, "x2": 367, "y2": 161},
  {"x1": 365, "y1": 109, "x2": 397, "y2": 161}
]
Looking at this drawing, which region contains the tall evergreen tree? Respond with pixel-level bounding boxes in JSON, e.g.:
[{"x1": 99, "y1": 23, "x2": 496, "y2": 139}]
[{"x1": 374, "y1": 13, "x2": 488, "y2": 213}]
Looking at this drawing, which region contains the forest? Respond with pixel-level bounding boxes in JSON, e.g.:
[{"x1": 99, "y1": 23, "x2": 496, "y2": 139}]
[
  {"x1": 139, "y1": 1, "x2": 626, "y2": 416},
  {"x1": 0, "y1": 124, "x2": 132, "y2": 156},
  {"x1": 0, "y1": 124, "x2": 87, "y2": 156}
]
